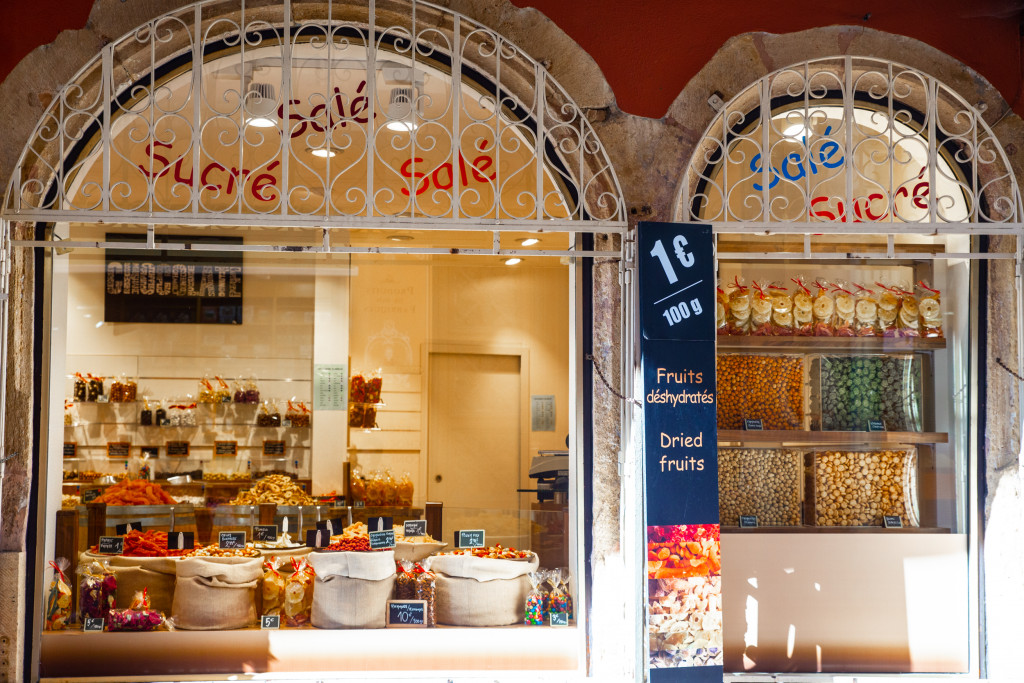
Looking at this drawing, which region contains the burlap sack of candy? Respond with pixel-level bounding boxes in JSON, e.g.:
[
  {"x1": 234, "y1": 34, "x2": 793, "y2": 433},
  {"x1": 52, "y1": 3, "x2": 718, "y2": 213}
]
[
  {"x1": 430, "y1": 553, "x2": 539, "y2": 626},
  {"x1": 82, "y1": 552, "x2": 179, "y2": 614},
  {"x1": 308, "y1": 550, "x2": 395, "y2": 629},
  {"x1": 171, "y1": 556, "x2": 261, "y2": 630}
]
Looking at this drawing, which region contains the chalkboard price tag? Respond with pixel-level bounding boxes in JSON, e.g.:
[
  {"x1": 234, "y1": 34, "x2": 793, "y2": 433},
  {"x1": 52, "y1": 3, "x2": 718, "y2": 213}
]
[
  {"x1": 743, "y1": 419, "x2": 764, "y2": 431},
  {"x1": 63, "y1": 442, "x2": 78, "y2": 458},
  {"x1": 867, "y1": 419, "x2": 886, "y2": 432},
  {"x1": 106, "y1": 441, "x2": 131, "y2": 458},
  {"x1": 82, "y1": 489, "x2": 101, "y2": 503},
  {"x1": 260, "y1": 615, "x2": 281, "y2": 629},
  {"x1": 549, "y1": 611, "x2": 569, "y2": 627},
  {"x1": 739, "y1": 515, "x2": 759, "y2": 528},
  {"x1": 883, "y1": 515, "x2": 903, "y2": 528},
  {"x1": 638, "y1": 223, "x2": 715, "y2": 342},
  {"x1": 369, "y1": 529, "x2": 396, "y2": 550},
  {"x1": 455, "y1": 529, "x2": 486, "y2": 549},
  {"x1": 386, "y1": 600, "x2": 427, "y2": 627},
  {"x1": 262, "y1": 440, "x2": 286, "y2": 457},
  {"x1": 354, "y1": 500, "x2": 365, "y2": 508},
  {"x1": 166, "y1": 441, "x2": 190, "y2": 457},
  {"x1": 366, "y1": 516, "x2": 393, "y2": 533},
  {"x1": 214, "y1": 441, "x2": 238, "y2": 457},
  {"x1": 253, "y1": 525, "x2": 278, "y2": 542},
  {"x1": 403, "y1": 520, "x2": 427, "y2": 537},
  {"x1": 306, "y1": 528, "x2": 329, "y2": 548},
  {"x1": 219, "y1": 531, "x2": 246, "y2": 549},
  {"x1": 83, "y1": 617, "x2": 105, "y2": 632},
  {"x1": 98, "y1": 536, "x2": 124, "y2": 555},
  {"x1": 167, "y1": 531, "x2": 195, "y2": 550},
  {"x1": 115, "y1": 521, "x2": 143, "y2": 535},
  {"x1": 139, "y1": 445, "x2": 159, "y2": 458}
]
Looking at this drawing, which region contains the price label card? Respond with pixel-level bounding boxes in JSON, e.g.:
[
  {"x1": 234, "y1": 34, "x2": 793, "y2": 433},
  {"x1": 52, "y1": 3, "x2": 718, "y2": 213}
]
[
  {"x1": 638, "y1": 223, "x2": 714, "y2": 341},
  {"x1": 63, "y1": 442, "x2": 78, "y2": 458},
  {"x1": 366, "y1": 516, "x2": 393, "y2": 533},
  {"x1": 83, "y1": 617, "x2": 105, "y2": 632},
  {"x1": 743, "y1": 419, "x2": 764, "y2": 431},
  {"x1": 455, "y1": 529, "x2": 486, "y2": 549},
  {"x1": 316, "y1": 518, "x2": 346, "y2": 535},
  {"x1": 550, "y1": 611, "x2": 570, "y2": 627},
  {"x1": 106, "y1": 441, "x2": 131, "y2": 458},
  {"x1": 219, "y1": 531, "x2": 246, "y2": 549},
  {"x1": 369, "y1": 529, "x2": 396, "y2": 550},
  {"x1": 167, "y1": 531, "x2": 195, "y2": 551},
  {"x1": 98, "y1": 536, "x2": 124, "y2": 555},
  {"x1": 868, "y1": 419, "x2": 886, "y2": 432},
  {"x1": 82, "y1": 489, "x2": 101, "y2": 503},
  {"x1": 253, "y1": 525, "x2": 278, "y2": 542},
  {"x1": 403, "y1": 520, "x2": 427, "y2": 537},
  {"x1": 261, "y1": 615, "x2": 281, "y2": 629},
  {"x1": 305, "y1": 528, "x2": 330, "y2": 548},
  {"x1": 214, "y1": 441, "x2": 238, "y2": 457},
  {"x1": 115, "y1": 521, "x2": 143, "y2": 535},
  {"x1": 166, "y1": 441, "x2": 190, "y2": 457},
  {"x1": 386, "y1": 600, "x2": 427, "y2": 627},
  {"x1": 739, "y1": 515, "x2": 759, "y2": 528},
  {"x1": 883, "y1": 515, "x2": 904, "y2": 528},
  {"x1": 262, "y1": 440, "x2": 286, "y2": 456}
]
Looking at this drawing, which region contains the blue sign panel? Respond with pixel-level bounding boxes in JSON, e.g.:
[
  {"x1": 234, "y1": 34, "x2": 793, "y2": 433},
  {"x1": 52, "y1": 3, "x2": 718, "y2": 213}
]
[{"x1": 639, "y1": 223, "x2": 715, "y2": 342}]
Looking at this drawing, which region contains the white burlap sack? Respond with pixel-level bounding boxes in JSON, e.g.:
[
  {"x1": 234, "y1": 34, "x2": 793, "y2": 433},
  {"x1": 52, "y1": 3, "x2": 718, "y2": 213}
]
[
  {"x1": 308, "y1": 550, "x2": 395, "y2": 629},
  {"x1": 80, "y1": 552, "x2": 178, "y2": 614},
  {"x1": 431, "y1": 553, "x2": 539, "y2": 627},
  {"x1": 171, "y1": 556, "x2": 261, "y2": 630}
]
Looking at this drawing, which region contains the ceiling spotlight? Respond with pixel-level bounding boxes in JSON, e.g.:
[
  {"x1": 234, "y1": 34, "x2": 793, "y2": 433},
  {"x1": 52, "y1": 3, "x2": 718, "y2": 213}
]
[
  {"x1": 245, "y1": 82, "x2": 278, "y2": 128},
  {"x1": 385, "y1": 87, "x2": 418, "y2": 132},
  {"x1": 309, "y1": 147, "x2": 336, "y2": 158},
  {"x1": 504, "y1": 257, "x2": 522, "y2": 266},
  {"x1": 520, "y1": 238, "x2": 539, "y2": 246}
]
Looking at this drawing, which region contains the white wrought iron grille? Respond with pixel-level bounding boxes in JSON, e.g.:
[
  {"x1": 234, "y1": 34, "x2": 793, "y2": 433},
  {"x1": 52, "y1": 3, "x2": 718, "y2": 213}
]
[
  {"x1": 679, "y1": 56, "x2": 1023, "y2": 238},
  {"x1": 2, "y1": 0, "x2": 626, "y2": 238}
]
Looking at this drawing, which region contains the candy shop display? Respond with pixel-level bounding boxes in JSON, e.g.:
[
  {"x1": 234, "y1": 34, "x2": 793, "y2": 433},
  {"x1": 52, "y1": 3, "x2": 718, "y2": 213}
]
[
  {"x1": 716, "y1": 354, "x2": 805, "y2": 430},
  {"x1": 262, "y1": 559, "x2": 286, "y2": 614},
  {"x1": 44, "y1": 559, "x2": 72, "y2": 630},
  {"x1": 524, "y1": 571, "x2": 547, "y2": 625},
  {"x1": 813, "y1": 449, "x2": 919, "y2": 526},
  {"x1": 78, "y1": 560, "x2": 117, "y2": 620},
  {"x1": 283, "y1": 557, "x2": 315, "y2": 626},
  {"x1": 718, "y1": 448, "x2": 803, "y2": 526},
  {"x1": 413, "y1": 563, "x2": 437, "y2": 627},
  {"x1": 816, "y1": 355, "x2": 923, "y2": 431},
  {"x1": 93, "y1": 479, "x2": 177, "y2": 505},
  {"x1": 107, "y1": 590, "x2": 168, "y2": 632},
  {"x1": 88, "y1": 529, "x2": 198, "y2": 558},
  {"x1": 229, "y1": 474, "x2": 314, "y2": 505}
]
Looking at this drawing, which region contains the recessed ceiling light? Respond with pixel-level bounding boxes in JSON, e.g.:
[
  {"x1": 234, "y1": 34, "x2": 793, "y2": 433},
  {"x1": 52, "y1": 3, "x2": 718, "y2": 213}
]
[
  {"x1": 505, "y1": 257, "x2": 522, "y2": 266},
  {"x1": 309, "y1": 147, "x2": 336, "y2": 158},
  {"x1": 245, "y1": 116, "x2": 277, "y2": 128},
  {"x1": 520, "y1": 238, "x2": 539, "y2": 246},
  {"x1": 388, "y1": 234, "x2": 413, "y2": 241},
  {"x1": 385, "y1": 120, "x2": 416, "y2": 132}
]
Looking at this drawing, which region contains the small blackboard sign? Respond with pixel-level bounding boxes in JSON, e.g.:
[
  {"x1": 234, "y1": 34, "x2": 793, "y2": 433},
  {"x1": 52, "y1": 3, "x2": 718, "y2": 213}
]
[
  {"x1": 63, "y1": 442, "x2": 77, "y2": 458},
  {"x1": 98, "y1": 536, "x2": 124, "y2": 555},
  {"x1": 262, "y1": 440, "x2": 286, "y2": 456},
  {"x1": 369, "y1": 529, "x2": 396, "y2": 550},
  {"x1": 253, "y1": 525, "x2": 278, "y2": 542},
  {"x1": 550, "y1": 611, "x2": 570, "y2": 627},
  {"x1": 166, "y1": 441, "x2": 190, "y2": 457},
  {"x1": 403, "y1": 520, "x2": 427, "y2": 537},
  {"x1": 115, "y1": 521, "x2": 143, "y2": 535},
  {"x1": 366, "y1": 516, "x2": 393, "y2": 533},
  {"x1": 455, "y1": 529, "x2": 486, "y2": 549},
  {"x1": 83, "y1": 617, "x2": 105, "y2": 632},
  {"x1": 260, "y1": 615, "x2": 281, "y2": 629},
  {"x1": 167, "y1": 531, "x2": 195, "y2": 551},
  {"x1": 214, "y1": 441, "x2": 238, "y2": 457},
  {"x1": 219, "y1": 531, "x2": 246, "y2": 549},
  {"x1": 106, "y1": 442, "x2": 131, "y2": 458},
  {"x1": 386, "y1": 600, "x2": 427, "y2": 627},
  {"x1": 306, "y1": 528, "x2": 329, "y2": 548},
  {"x1": 883, "y1": 515, "x2": 903, "y2": 528},
  {"x1": 315, "y1": 517, "x2": 345, "y2": 535},
  {"x1": 82, "y1": 489, "x2": 101, "y2": 503},
  {"x1": 868, "y1": 419, "x2": 886, "y2": 432},
  {"x1": 743, "y1": 419, "x2": 764, "y2": 431},
  {"x1": 739, "y1": 515, "x2": 758, "y2": 528}
]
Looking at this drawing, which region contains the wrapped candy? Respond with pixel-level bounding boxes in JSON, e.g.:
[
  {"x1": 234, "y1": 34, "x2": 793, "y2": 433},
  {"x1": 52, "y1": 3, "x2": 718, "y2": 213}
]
[
  {"x1": 524, "y1": 570, "x2": 547, "y2": 625},
  {"x1": 154, "y1": 400, "x2": 166, "y2": 426},
  {"x1": 853, "y1": 284, "x2": 879, "y2": 336},
  {"x1": 875, "y1": 283, "x2": 901, "y2": 337},
  {"x1": 918, "y1": 281, "x2": 943, "y2": 338},
  {"x1": 213, "y1": 376, "x2": 232, "y2": 403},
  {"x1": 262, "y1": 558, "x2": 285, "y2": 615},
  {"x1": 257, "y1": 400, "x2": 281, "y2": 427},
  {"x1": 395, "y1": 560, "x2": 416, "y2": 600},
  {"x1": 896, "y1": 287, "x2": 921, "y2": 337},
  {"x1": 139, "y1": 398, "x2": 153, "y2": 426},
  {"x1": 768, "y1": 284, "x2": 794, "y2": 336},
  {"x1": 413, "y1": 562, "x2": 436, "y2": 627},
  {"x1": 78, "y1": 560, "x2": 117, "y2": 620},
  {"x1": 235, "y1": 376, "x2": 260, "y2": 404},
  {"x1": 86, "y1": 374, "x2": 104, "y2": 402},
  {"x1": 198, "y1": 376, "x2": 217, "y2": 404},
  {"x1": 790, "y1": 278, "x2": 814, "y2": 336},
  {"x1": 812, "y1": 279, "x2": 836, "y2": 336},
  {"x1": 726, "y1": 277, "x2": 751, "y2": 335},
  {"x1": 123, "y1": 377, "x2": 138, "y2": 402},
  {"x1": 44, "y1": 559, "x2": 72, "y2": 630},
  {"x1": 831, "y1": 283, "x2": 856, "y2": 337},
  {"x1": 109, "y1": 376, "x2": 125, "y2": 403},
  {"x1": 550, "y1": 567, "x2": 572, "y2": 621},
  {"x1": 107, "y1": 589, "x2": 169, "y2": 632},
  {"x1": 283, "y1": 557, "x2": 314, "y2": 627},
  {"x1": 749, "y1": 282, "x2": 773, "y2": 336},
  {"x1": 286, "y1": 400, "x2": 311, "y2": 427},
  {"x1": 73, "y1": 373, "x2": 87, "y2": 402}
]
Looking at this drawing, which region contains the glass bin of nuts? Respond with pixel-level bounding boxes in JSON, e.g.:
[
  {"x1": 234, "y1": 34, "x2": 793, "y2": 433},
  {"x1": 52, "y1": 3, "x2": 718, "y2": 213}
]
[
  {"x1": 813, "y1": 355, "x2": 923, "y2": 432},
  {"x1": 718, "y1": 448, "x2": 804, "y2": 526},
  {"x1": 812, "y1": 448, "x2": 919, "y2": 527},
  {"x1": 716, "y1": 353, "x2": 806, "y2": 430}
]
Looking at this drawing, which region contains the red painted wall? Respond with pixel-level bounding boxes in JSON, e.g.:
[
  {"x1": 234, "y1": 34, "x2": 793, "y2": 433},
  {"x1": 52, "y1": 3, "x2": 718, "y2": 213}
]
[{"x1": 1, "y1": 0, "x2": 1022, "y2": 119}]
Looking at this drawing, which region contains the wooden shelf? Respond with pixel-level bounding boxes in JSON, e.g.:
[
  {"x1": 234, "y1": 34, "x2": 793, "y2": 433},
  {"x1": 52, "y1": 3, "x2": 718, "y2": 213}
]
[
  {"x1": 718, "y1": 429, "x2": 948, "y2": 445},
  {"x1": 722, "y1": 525, "x2": 951, "y2": 534},
  {"x1": 716, "y1": 336, "x2": 946, "y2": 352}
]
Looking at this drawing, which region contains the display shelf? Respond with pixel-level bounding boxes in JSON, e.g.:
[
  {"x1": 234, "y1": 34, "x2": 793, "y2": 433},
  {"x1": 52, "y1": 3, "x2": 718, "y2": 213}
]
[
  {"x1": 721, "y1": 525, "x2": 950, "y2": 533},
  {"x1": 717, "y1": 429, "x2": 948, "y2": 445},
  {"x1": 716, "y1": 336, "x2": 946, "y2": 352}
]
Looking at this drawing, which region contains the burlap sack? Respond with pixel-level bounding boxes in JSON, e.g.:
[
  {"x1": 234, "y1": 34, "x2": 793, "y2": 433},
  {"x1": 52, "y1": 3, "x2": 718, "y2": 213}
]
[
  {"x1": 80, "y1": 552, "x2": 178, "y2": 614},
  {"x1": 171, "y1": 556, "x2": 261, "y2": 630},
  {"x1": 431, "y1": 553, "x2": 539, "y2": 626},
  {"x1": 308, "y1": 550, "x2": 395, "y2": 629}
]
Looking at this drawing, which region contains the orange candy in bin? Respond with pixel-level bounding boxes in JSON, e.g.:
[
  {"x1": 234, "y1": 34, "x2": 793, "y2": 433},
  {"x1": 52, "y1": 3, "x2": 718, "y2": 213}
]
[{"x1": 93, "y1": 479, "x2": 177, "y2": 505}]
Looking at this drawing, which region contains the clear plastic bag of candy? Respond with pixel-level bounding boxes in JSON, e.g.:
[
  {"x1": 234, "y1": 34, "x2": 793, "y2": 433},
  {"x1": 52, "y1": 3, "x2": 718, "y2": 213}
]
[
  {"x1": 44, "y1": 558, "x2": 72, "y2": 630},
  {"x1": 749, "y1": 282, "x2": 773, "y2": 336},
  {"x1": 262, "y1": 558, "x2": 285, "y2": 615},
  {"x1": 768, "y1": 283, "x2": 794, "y2": 336},
  {"x1": 550, "y1": 567, "x2": 572, "y2": 621},
  {"x1": 86, "y1": 374, "x2": 104, "y2": 402},
  {"x1": 853, "y1": 284, "x2": 879, "y2": 336},
  {"x1": 812, "y1": 279, "x2": 836, "y2": 336},
  {"x1": 790, "y1": 278, "x2": 814, "y2": 336},
  {"x1": 875, "y1": 283, "x2": 901, "y2": 337},
  {"x1": 831, "y1": 282, "x2": 856, "y2": 337},
  {"x1": 350, "y1": 466, "x2": 366, "y2": 505},
  {"x1": 716, "y1": 287, "x2": 729, "y2": 335},
  {"x1": 524, "y1": 570, "x2": 547, "y2": 625},
  {"x1": 395, "y1": 560, "x2": 416, "y2": 600},
  {"x1": 283, "y1": 557, "x2": 314, "y2": 627},
  {"x1": 918, "y1": 281, "x2": 943, "y2": 338},
  {"x1": 198, "y1": 376, "x2": 217, "y2": 404},
  {"x1": 397, "y1": 472, "x2": 414, "y2": 507},
  {"x1": 107, "y1": 589, "x2": 170, "y2": 632},
  {"x1": 257, "y1": 400, "x2": 281, "y2": 427},
  {"x1": 413, "y1": 562, "x2": 436, "y2": 627},
  {"x1": 73, "y1": 373, "x2": 87, "y2": 402},
  {"x1": 78, "y1": 560, "x2": 117, "y2": 620},
  {"x1": 897, "y1": 287, "x2": 920, "y2": 337},
  {"x1": 727, "y1": 277, "x2": 751, "y2": 335}
]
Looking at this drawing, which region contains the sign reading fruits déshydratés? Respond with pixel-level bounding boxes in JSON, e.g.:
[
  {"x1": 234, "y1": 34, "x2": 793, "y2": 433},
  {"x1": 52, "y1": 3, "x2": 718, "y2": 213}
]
[{"x1": 638, "y1": 222, "x2": 722, "y2": 681}]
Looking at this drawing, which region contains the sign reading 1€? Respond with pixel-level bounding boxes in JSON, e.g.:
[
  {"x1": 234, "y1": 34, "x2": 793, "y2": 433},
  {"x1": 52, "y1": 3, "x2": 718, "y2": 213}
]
[{"x1": 639, "y1": 223, "x2": 714, "y2": 341}]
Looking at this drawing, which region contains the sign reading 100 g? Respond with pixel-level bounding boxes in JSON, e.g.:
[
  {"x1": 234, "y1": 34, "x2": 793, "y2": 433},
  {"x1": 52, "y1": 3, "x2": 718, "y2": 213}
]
[{"x1": 639, "y1": 223, "x2": 714, "y2": 341}]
